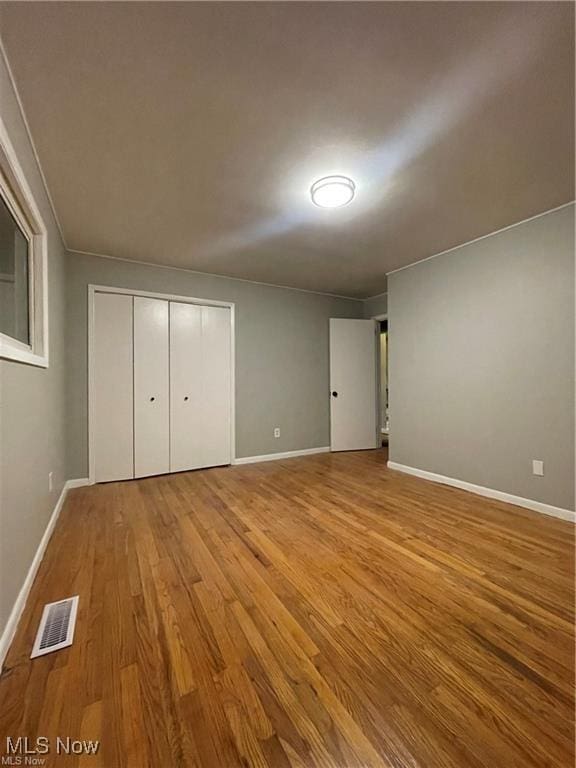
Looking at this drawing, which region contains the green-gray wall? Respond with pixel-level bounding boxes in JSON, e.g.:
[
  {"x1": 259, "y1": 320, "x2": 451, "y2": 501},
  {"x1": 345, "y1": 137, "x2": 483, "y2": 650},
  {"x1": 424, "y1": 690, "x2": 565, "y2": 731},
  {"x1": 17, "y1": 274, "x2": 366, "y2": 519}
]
[
  {"x1": 388, "y1": 204, "x2": 575, "y2": 511},
  {"x1": 66, "y1": 253, "x2": 363, "y2": 477},
  {"x1": 0, "y1": 46, "x2": 67, "y2": 638},
  {"x1": 363, "y1": 292, "x2": 387, "y2": 318}
]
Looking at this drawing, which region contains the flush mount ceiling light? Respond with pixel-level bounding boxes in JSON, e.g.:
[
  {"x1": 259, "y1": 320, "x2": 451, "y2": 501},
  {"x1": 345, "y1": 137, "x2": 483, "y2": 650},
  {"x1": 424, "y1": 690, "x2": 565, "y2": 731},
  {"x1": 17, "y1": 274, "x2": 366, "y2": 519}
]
[{"x1": 310, "y1": 175, "x2": 356, "y2": 208}]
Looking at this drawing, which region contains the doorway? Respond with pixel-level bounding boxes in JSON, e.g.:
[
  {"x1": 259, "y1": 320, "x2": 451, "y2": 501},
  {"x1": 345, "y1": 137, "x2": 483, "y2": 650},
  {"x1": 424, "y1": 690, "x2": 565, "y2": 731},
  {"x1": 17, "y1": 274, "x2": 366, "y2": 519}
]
[{"x1": 379, "y1": 319, "x2": 389, "y2": 447}]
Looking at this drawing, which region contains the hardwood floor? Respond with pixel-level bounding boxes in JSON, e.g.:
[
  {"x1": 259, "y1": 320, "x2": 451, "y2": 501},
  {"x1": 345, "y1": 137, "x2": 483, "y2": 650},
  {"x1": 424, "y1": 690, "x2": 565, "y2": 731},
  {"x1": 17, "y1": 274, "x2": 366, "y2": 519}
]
[{"x1": 0, "y1": 449, "x2": 573, "y2": 767}]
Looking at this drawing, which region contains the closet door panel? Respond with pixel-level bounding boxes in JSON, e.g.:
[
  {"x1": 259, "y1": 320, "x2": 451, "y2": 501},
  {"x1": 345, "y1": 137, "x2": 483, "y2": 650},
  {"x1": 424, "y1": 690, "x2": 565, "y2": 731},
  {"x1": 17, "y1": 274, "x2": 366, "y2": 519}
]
[
  {"x1": 201, "y1": 305, "x2": 232, "y2": 467},
  {"x1": 93, "y1": 292, "x2": 134, "y2": 482},
  {"x1": 134, "y1": 297, "x2": 170, "y2": 478},
  {"x1": 170, "y1": 302, "x2": 203, "y2": 472}
]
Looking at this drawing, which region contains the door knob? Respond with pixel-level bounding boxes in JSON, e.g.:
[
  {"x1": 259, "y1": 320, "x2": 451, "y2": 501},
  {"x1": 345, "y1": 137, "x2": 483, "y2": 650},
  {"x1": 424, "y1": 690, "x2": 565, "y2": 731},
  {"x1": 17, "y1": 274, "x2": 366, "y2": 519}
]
[
  {"x1": 150, "y1": 396, "x2": 155, "y2": 402},
  {"x1": 331, "y1": 391, "x2": 338, "y2": 398},
  {"x1": 184, "y1": 396, "x2": 189, "y2": 401}
]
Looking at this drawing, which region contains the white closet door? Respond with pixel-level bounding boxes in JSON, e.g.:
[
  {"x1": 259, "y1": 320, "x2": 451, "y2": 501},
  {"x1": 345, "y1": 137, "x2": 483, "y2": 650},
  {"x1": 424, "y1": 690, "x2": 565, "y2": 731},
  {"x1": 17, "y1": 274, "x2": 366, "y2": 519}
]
[
  {"x1": 170, "y1": 302, "x2": 203, "y2": 472},
  {"x1": 134, "y1": 297, "x2": 170, "y2": 478},
  {"x1": 93, "y1": 292, "x2": 134, "y2": 482},
  {"x1": 200, "y1": 305, "x2": 232, "y2": 467},
  {"x1": 170, "y1": 302, "x2": 231, "y2": 472}
]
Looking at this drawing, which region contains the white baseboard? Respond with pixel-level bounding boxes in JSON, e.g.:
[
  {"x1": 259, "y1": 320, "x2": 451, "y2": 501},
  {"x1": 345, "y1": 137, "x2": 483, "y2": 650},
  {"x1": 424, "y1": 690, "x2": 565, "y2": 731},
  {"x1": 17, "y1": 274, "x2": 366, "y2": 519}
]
[
  {"x1": 0, "y1": 478, "x2": 86, "y2": 673},
  {"x1": 233, "y1": 446, "x2": 330, "y2": 466},
  {"x1": 387, "y1": 461, "x2": 575, "y2": 523},
  {"x1": 66, "y1": 477, "x2": 92, "y2": 489}
]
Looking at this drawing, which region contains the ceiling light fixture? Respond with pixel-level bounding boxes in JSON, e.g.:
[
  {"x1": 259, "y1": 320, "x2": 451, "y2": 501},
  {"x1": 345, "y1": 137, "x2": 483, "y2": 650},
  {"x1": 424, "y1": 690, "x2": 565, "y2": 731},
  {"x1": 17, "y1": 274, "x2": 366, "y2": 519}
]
[{"x1": 310, "y1": 175, "x2": 355, "y2": 208}]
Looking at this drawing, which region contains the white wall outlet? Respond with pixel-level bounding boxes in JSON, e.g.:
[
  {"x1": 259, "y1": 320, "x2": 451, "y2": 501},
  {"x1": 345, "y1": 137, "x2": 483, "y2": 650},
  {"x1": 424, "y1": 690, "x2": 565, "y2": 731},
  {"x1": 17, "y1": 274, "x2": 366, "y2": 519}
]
[
  {"x1": 532, "y1": 460, "x2": 544, "y2": 477},
  {"x1": 48, "y1": 471, "x2": 54, "y2": 492},
  {"x1": 273, "y1": 427, "x2": 281, "y2": 439}
]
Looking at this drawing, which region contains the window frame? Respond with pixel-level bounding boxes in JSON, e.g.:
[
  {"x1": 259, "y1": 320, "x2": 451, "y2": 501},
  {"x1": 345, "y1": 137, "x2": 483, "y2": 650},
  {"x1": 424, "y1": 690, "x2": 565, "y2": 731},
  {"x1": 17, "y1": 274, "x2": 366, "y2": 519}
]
[{"x1": 0, "y1": 115, "x2": 48, "y2": 368}]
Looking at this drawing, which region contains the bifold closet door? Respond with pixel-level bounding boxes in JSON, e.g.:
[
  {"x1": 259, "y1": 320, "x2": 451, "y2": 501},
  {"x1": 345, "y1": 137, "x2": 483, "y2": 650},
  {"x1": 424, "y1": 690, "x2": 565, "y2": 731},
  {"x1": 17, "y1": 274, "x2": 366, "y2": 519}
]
[
  {"x1": 170, "y1": 302, "x2": 231, "y2": 472},
  {"x1": 170, "y1": 302, "x2": 202, "y2": 471},
  {"x1": 134, "y1": 297, "x2": 170, "y2": 478},
  {"x1": 93, "y1": 292, "x2": 134, "y2": 482}
]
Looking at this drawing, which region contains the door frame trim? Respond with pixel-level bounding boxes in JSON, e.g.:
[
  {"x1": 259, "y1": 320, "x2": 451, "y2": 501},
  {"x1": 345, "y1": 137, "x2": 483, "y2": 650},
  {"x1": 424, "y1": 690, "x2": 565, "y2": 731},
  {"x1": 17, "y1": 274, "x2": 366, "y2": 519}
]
[
  {"x1": 88, "y1": 284, "x2": 236, "y2": 484},
  {"x1": 372, "y1": 313, "x2": 388, "y2": 437}
]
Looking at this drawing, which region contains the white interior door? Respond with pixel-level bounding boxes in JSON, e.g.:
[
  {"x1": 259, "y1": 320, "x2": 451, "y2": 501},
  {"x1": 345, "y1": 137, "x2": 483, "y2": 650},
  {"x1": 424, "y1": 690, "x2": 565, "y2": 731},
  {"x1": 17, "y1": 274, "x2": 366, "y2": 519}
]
[
  {"x1": 170, "y1": 302, "x2": 231, "y2": 472},
  {"x1": 134, "y1": 296, "x2": 170, "y2": 477},
  {"x1": 93, "y1": 292, "x2": 134, "y2": 482},
  {"x1": 329, "y1": 318, "x2": 378, "y2": 451},
  {"x1": 170, "y1": 302, "x2": 203, "y2": 472}
]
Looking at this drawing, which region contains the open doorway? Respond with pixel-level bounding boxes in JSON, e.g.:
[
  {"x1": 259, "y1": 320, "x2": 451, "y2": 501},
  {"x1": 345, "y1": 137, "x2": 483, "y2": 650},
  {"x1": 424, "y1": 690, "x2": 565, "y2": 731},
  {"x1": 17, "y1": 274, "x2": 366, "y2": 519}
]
[{"x1": 378, "y1": 319, "x2": 389, "y2": 447}]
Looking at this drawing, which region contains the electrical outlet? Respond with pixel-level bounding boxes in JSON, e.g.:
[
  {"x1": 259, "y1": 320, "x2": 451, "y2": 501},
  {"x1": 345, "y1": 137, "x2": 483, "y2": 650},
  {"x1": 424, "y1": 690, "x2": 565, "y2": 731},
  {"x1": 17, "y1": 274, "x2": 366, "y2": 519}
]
[
  {"x1": 273, "y1": 427, "x2": 281, "y2": 439},
  {"x1": 48, "y1": 472, "x2": 54, "y2": 492},
  {"x1": 532, "y1": 460, "x2": 544, "y2": 477}
]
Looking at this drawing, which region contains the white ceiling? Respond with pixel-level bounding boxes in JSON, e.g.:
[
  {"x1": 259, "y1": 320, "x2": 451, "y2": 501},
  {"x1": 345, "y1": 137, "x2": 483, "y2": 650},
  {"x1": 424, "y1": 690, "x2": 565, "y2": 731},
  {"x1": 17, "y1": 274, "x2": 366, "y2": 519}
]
[{"x1": 1, "y1": 2, "x2": 573, "y2": 298}]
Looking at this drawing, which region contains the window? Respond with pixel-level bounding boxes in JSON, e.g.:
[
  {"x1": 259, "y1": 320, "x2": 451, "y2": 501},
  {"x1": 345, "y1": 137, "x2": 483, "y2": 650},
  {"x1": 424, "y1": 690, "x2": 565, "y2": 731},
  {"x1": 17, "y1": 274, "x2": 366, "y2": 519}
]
[
  {"x1": 0, "y1": 115, "x2": 48, "y2": 367},
  {"x1": 0, "y1": 189, "x2": 30, "y2": 346}
]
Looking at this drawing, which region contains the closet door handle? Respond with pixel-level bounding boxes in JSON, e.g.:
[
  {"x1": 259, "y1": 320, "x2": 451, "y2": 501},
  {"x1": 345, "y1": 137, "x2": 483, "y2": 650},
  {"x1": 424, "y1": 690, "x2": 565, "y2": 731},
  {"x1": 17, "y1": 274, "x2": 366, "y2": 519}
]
[
  {"x1": 184, "y1": 396, "x2": 189, "y2": 401},
  {"x1": 150, "y1": 396, "x2": 155, "y2": 402}
]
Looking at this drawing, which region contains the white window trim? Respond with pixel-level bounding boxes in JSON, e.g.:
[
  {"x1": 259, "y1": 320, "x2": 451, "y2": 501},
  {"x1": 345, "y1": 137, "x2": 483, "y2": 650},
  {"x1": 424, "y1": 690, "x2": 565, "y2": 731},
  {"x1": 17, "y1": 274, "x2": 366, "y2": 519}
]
[{"x1": 0, "y1": 115, "x2": 48, "y2": 367}]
